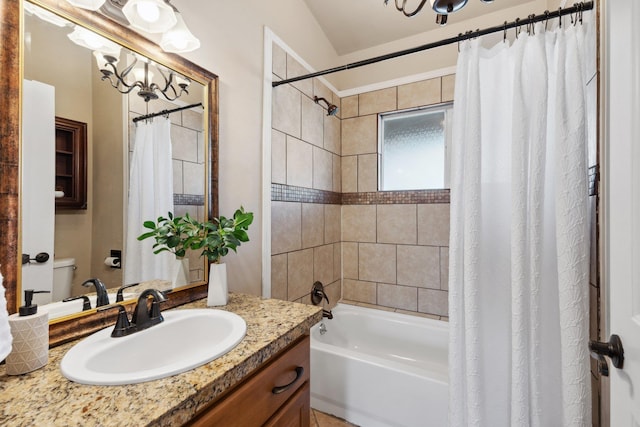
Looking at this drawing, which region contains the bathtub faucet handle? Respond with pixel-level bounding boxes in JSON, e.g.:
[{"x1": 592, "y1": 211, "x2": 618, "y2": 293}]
[{"x1": 311, "y1": 281, "x2": 329, "y2": 305}]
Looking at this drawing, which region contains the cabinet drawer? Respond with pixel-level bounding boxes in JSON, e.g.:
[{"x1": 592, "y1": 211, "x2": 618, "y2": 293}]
[
  {"x1": 264, "y1": 382, "x2": 310, "y2": 427},
  {"x1": 188, "y1": 335, "x2": 310, "y2": 427}
]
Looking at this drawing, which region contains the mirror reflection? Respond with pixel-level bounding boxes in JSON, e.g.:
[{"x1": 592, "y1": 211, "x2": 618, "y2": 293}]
[{"x1": 22, "y1": 2, "x2": 208, "y2": 321}]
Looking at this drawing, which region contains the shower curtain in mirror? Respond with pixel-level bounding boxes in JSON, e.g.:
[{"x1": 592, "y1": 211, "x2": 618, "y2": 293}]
[
  {"x1": 124, "y1": 117, "x2": 175, "y2": 285},
  {"x1": 449, "y1": 22, "x2": 592, "y2": 427}
]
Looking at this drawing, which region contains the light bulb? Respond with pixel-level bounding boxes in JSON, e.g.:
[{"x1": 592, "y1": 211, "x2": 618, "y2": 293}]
[
  {"x1": 122, "y1": 0, "x2": 177, "y2": 33},
  {"x1": 136, "y1": 1, "x2": 160, "y2": 23},
  {"x1": 160, "y1": 13, "x2": 201, "y2": 53},
  {"x1": 67, "y1": 26, "x2": 121, "y2": 56},
  {"x1": 133, "y1": 67, "x2": 154, "y2": 84}
]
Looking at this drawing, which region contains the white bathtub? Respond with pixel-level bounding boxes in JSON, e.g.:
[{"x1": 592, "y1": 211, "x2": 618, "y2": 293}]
[{"x1": 310, "y1": 303, "x2": 448, "y2": 427}]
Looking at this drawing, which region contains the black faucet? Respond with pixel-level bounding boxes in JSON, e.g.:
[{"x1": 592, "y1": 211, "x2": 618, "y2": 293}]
[
  {"x1": 81, "y1": 278, "x2": 110, "y2": 307},
  {"x1": 98, "y1": 288, "x2": 168, "y2": 338},
  {"x1": 131, "y1": 289, "x2": 167, "y2": 332}
]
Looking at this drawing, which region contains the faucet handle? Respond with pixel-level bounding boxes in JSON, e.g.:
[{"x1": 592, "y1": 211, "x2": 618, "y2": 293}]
[
  {"x1": 98, "y1": 304, "x2": 132, "y2": 338},
  {"x1": 62, "y1": 295, "x2": 92, "y2": 311},
  {"x1": 116, "y1": 283, "x2": 139, "y2": 302}
]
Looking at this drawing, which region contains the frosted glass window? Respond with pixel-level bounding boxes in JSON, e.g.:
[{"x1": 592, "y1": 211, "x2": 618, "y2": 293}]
[{"x1": 379, "y1": 104, "x2": 452, "y2": 190}]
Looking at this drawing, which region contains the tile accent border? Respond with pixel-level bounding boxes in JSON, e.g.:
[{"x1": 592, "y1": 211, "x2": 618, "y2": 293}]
[
  {"x1": 342, "y1": 189, "x2": 450, "y2": 205},
  {"x1": 272, "y1": 184, "x2": 450, "y2": 205},
  {"x1": 174, "y1": 194, "x2": 205, "y2": 206},
  {"x1": 271, "y1": 183, "x2": 342, "y2": 204}
]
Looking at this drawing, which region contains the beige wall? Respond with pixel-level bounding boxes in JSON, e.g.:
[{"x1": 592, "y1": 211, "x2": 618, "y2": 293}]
[{"x1": 90, "y1": 67, "x2": 124, "y2": 290}]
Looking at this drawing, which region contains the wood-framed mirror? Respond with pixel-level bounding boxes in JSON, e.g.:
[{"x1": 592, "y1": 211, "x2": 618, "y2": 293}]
[{"x1": 0, "y1": 0, "x2": 218, "y2": 346}]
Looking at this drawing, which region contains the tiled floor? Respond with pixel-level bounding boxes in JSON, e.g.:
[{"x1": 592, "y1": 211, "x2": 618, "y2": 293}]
[{"x1": 311, "y1": 409, "x2": 359, "y2": 427}]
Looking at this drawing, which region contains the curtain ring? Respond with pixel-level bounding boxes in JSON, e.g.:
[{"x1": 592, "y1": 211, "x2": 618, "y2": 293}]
[
  {"x1": 579, "y1": 3, "x2": 584, "y2": 25},
  {"x1": 544, "y1": 10, "x2": 550, "y2": 31},
  {"x1": 458, "y1": 33, "x2": 462, "y2": 52},
  {"x1": 558, "y1": 7, "x2": 562, "y2": 28},
  {"x1": 515, "y1": 17, "x2": 520, "y2": 39},
  {"x1": 503, "y1": 21, "x2": 508, "y2": 43},
  {"x1": 529, "y1": 14, "x2": 536, "y2": 35}
]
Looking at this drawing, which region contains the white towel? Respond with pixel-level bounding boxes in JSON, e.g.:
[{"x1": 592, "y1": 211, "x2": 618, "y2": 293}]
[{"x1": 0, "y1": 271, "x2": 13, "y2": 361}]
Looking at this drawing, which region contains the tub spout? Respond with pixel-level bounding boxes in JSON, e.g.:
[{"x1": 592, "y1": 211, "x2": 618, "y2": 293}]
[
  {"x1": 323, "y1": 309, "x2": 333, "y2": 319},
  {"x1": 319, "y1": 322, "x2": 327, "y2": 335}
]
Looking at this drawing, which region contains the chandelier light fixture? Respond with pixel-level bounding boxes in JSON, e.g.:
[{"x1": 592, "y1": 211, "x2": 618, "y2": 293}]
[
  {"x1": 65, "y1": 0, "x2": 200, "y2": 53},
  {"x1": 95, "y1": 52, "x2": 191, "y2": 102},
  {"x1": 384, "y1": 0, "x2": 494, "y2": 26}
]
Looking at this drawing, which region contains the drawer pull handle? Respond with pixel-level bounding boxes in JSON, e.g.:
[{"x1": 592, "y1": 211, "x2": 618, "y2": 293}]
[{"x1": 272, "y1": 366, "x2": 304, "y2": 394}]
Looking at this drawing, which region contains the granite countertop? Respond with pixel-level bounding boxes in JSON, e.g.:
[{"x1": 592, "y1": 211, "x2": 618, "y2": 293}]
[{"x1": 0, "y1": 293, "x2": 322, "y2": 427}]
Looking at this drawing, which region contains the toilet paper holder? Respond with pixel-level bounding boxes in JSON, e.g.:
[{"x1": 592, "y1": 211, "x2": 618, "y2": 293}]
[{"x1": 105, "y1": 249, "x2": 121, "y2": 269}]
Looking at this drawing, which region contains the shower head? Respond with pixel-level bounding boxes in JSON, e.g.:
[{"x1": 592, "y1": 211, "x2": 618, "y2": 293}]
[{"x1": 314, "y1": 96, "x2": 339, "y2": 116}]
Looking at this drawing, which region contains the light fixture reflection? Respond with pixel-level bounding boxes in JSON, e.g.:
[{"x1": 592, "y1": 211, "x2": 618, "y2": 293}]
[
  {"x1": 96, "y1": 53, "x2": 191, "y2": 102},
  {"x1": 24, "y1": 3, "x2": 70, "y2": 27},
  {"x1": 68, "y1": 26, "x2": 121, "y2": 55},
  {"x1": 65, "y1": 0, "x2": 106, "y2": 11}
]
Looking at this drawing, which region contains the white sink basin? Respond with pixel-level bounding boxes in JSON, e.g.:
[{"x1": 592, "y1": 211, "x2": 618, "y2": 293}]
[{"x1": 60, "y1": 309, "x2": 246, "y2": 385}]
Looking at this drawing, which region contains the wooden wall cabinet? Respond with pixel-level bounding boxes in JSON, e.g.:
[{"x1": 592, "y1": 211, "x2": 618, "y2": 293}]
[
  {"x1": 55, "y1": 117, "x2": 87, "y2": 210},
  {"x1": 187, "y1": 335, "x2": 311, "y2": 427}
]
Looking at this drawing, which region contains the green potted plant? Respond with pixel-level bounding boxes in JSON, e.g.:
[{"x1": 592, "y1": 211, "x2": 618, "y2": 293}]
[{"x1": 138, "y1": 207, "x2": 253, "y2": 305}]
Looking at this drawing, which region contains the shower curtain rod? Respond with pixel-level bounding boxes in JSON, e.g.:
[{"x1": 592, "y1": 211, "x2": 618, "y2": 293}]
[
  {"x1": 272, "y1": 1, "x2": 593, "y2": 88},
  {"x1": 132, "y1": 102, "x2": 204, "y2": 123}
]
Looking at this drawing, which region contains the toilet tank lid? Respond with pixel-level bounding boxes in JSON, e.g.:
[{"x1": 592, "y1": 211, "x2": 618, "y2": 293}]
[{"x1": 53, "y1": 258, "x2": 76, "y2": 268}]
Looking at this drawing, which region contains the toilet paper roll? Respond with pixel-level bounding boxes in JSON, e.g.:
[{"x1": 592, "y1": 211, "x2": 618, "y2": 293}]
[{"x1": 104, "y1": 257, "x2": 121, "y2": 268}]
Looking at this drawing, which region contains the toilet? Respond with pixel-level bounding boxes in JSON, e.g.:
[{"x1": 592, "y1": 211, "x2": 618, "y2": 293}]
[{"x1": 52, "y1": 258, "x2": 76, "y2": 301}]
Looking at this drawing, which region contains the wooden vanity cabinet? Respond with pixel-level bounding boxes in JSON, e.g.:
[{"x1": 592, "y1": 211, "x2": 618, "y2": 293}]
[{"x1": 187, "y1": 335, "x2": 311, "y2": 427}]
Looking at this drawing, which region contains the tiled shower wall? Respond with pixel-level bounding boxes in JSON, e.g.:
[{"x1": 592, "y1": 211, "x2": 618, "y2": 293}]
[
  {"x1": 270, "y1": 44, "x2": 343, "y2": 307},
  {"x1": 340, "y1": 78, "x2": 454, "y2": 318},
  {"x1": 129, "y1": 94, "x2": 206, "y2": 283}
]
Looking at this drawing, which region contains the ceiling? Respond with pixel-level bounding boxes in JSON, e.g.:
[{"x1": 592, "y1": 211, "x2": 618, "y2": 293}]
[{"x1": 302, "y1": 0, "x2": 539, "y2": 55}]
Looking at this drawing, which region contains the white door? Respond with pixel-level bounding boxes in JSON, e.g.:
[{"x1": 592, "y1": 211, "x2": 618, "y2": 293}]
[
  {"x1": 605, "y1": 0, "x2": 640, "y2": 424},
  {"x1": 21, "y1": 80, "x2": 56, "y2": 306}
]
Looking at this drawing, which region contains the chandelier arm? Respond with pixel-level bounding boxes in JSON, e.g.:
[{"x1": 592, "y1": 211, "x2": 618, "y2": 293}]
[
  {"x1": 399, "y1": 0, "x2": 429, "y2": 17},
  {"x1": 155, "y1": 66, "x2": 175, "y2": 93},
  {"x1": 118, "y1": 56, "x2": 139, "y2": 82},
  {"x1": 101, "y1": 75, "x2": 142, "y2": 95},
  {"x1": 103, "y1": 62, "x2": 137, "y2": 91}
]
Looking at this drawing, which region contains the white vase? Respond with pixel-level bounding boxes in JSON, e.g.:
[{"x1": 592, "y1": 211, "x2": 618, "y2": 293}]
[{"x1": 207, "y1": 262, "x2": 228, "y2": 306}]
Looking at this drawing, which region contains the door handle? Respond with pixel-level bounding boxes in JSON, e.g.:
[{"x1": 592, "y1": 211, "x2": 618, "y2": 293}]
[
  {"x1": 589, "y1": 334, "x2": 624, "y2": 376},
  {"x1": 21, "y1": 252, "x2": 50, "y2": 265}
]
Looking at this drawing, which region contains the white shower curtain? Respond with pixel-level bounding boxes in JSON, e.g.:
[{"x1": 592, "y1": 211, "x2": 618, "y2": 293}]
[
  {"x1": 449, "y1": 22, "x2": 591, "y2": 427},
  {"x1": 124, "y1": 117, "x2": 175, "y2": 285}
]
